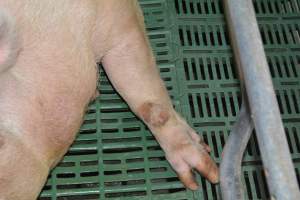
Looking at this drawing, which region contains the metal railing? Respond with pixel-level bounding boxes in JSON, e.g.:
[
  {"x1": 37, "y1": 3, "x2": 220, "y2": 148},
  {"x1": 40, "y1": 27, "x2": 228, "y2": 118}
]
[{"x1": 220, "y1": 0, "x2": 300, "y2": 199}]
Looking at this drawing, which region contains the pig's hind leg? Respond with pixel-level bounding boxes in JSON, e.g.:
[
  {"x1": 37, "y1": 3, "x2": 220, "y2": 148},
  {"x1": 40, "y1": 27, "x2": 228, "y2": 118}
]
[
  {"x1": 0, "y1": 127, "x2": 49, "y2": 200},
  {"x1": 95, "y1": 2, "x2": 219, "y2": 190}
]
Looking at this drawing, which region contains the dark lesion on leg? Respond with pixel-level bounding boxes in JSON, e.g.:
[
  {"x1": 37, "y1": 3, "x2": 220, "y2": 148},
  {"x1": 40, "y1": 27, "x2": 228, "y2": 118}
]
[{"x1": 137, "y1": 102, "x2": 170, "y2": 128}]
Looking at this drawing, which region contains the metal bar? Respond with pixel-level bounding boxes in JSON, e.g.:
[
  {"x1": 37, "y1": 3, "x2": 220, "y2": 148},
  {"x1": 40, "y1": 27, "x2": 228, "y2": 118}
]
[
  {"x1": 220, "y1": 90, "x2": 253, "y2": 200},
  {"x1": 223, "y1": 0, "x2": 300, "y2": 199}
]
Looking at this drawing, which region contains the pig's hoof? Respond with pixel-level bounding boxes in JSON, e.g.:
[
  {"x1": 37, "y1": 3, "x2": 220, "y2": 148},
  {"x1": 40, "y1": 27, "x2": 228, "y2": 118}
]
[{"x1": 153, "y1": 113, "x2": 219, "y2": 190}]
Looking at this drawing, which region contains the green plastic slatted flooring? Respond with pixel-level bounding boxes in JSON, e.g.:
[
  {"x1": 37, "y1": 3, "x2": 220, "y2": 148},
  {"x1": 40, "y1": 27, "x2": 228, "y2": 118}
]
[{"x1": 38, "y1": 0, "x2": 300, "y2": 199}]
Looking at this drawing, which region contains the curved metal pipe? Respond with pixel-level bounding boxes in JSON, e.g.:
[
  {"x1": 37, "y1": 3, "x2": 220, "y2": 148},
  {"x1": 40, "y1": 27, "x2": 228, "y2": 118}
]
[
  {"x1": 223, "y1": 0, "x2": 300, "y2": 199},
  {"x1": 220, "y1": 91, "x2": 253, "y2": 200}
]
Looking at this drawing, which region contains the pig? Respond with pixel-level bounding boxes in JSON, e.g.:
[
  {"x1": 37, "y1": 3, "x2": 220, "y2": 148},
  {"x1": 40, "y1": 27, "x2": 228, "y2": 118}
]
[{"x1": 0, "y1": 1, "x2": 218, "y2": 199}]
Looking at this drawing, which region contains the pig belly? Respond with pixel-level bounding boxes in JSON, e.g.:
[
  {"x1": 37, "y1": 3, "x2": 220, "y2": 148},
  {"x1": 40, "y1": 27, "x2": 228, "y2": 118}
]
[
  {"x1": 0, "y1": 46, "x2": 98, "y2": 200},
  {"x1": 0, "y1": 1, "x2": 99, "y2": 199}
]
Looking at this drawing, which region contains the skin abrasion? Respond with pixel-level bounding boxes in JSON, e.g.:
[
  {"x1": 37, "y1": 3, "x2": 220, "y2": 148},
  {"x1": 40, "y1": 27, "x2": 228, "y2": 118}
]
[{"x1": 138, "y1": 102, "x2": 170, "y2": 127}]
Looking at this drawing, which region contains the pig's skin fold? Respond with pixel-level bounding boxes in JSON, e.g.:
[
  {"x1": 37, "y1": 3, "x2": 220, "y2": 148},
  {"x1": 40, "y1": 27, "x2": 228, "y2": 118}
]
[
  {"x1": 0, "y1": 9, "x2": 19, "y2": 72},
  {"x1": 0, "y1": 1, "x2": 219, "y2": 199}
]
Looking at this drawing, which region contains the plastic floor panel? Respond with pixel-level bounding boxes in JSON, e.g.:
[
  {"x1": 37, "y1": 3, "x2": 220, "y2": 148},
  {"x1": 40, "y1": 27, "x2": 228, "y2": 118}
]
[{"x1": 38, "y1": 0, "x2": 300, "y2": 199}]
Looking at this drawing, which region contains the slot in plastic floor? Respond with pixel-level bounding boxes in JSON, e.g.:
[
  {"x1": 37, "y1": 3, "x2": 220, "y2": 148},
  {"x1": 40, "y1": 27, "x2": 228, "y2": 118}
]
[{"x1": 38, "y1": 0, "x2": 300, "y2": 199}]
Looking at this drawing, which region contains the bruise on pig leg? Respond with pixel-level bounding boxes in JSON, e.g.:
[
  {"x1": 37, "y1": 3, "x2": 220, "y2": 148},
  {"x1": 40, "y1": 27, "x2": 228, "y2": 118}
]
[{"x1": 137, "y1": 102, "x2": 170, "y2": 127}]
